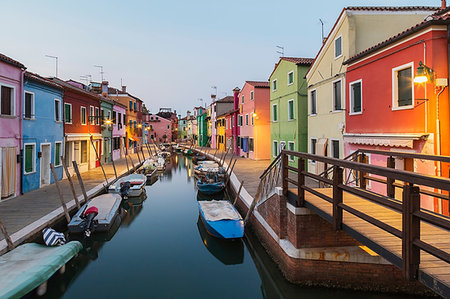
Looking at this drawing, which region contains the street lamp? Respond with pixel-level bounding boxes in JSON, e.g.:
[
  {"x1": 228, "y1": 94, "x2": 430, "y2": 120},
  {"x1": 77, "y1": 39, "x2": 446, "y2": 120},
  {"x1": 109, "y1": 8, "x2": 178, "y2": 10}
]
[{"x1": 414, "y1": 61, "x2": 434, "y2": 84}]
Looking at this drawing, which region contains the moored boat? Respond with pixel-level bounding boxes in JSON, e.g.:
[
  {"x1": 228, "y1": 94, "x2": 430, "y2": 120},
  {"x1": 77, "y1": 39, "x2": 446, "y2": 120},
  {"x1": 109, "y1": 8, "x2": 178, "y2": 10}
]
[
  {"x1": 198, "y1": 200, "x2": 244, "y2": 239},
  {"x1": 108, "y1": 174, "x2": 146, "y2": 197},
  {"x1": 197, "y1": 181, "x2": 225, "y2": 195}
]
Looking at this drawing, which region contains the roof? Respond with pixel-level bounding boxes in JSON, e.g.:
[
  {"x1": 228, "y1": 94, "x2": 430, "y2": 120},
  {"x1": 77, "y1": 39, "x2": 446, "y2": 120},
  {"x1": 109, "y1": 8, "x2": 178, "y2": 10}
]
[
  {"x1": 215, "y1": 96, "x2": 234, "y2": 103},
  {"x1": 306, "y1": 6, "x2": 440, "y2": 78},
  {"x1": 50, "y1": 78, "x2": 103, "y2": 101},
  {"x1": 269, "y1": 57, "x2": 314, "y2": 80},
  {"x1": 344, "y1": 12, "x2": 450, "y2": 65},
  {"x1": 24, "y1": 72, "x2": 63, "y2": 90},
  {"x1": 245, "y1": 81, "x2": 270, "y2": 88},
  {"x1": 0, "y1": 53, "x2": 25, "y2": 69},
  {"x1": 108, "y1": 86, "x2": 142, "y2": 101}
]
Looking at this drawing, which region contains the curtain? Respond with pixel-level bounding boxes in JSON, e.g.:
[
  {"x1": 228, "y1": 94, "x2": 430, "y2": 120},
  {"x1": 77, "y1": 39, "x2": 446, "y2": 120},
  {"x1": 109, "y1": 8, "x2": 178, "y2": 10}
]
[{"x1": 1, "y1": 147, "x2": 16, "y2": 198}]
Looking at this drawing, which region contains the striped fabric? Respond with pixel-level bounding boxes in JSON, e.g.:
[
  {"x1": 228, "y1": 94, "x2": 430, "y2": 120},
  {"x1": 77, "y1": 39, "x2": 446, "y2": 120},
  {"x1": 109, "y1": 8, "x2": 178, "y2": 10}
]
[{"x1": 42, "y1": 228, "x2": 66, "y2": 246}]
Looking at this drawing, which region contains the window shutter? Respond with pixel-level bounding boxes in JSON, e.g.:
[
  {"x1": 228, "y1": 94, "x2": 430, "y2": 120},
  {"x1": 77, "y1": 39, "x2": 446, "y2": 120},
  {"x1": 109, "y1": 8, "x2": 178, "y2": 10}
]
[
  {"x1": 398, "y1": 68, "x2": 412, "y2": 107},
  {"x1": 25, "y1": 145, "x2": 33, "y2": 173}
]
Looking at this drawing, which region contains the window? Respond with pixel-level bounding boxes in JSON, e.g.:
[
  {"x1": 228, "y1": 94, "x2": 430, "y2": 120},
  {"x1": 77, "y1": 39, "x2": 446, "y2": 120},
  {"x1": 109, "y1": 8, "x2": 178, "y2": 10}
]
[
  {"x1": 134, "y1": 120, "x2": 137, "y2": 129},
  {"x1": 107, "y1": 111, "x2": 111, "y2": 122},
  {"x1": 310, "y1": 138, "x2": 317, "y2": 163},
  {"x1": 288, "y1": 99, "x2": 294, "y2": 120},
  {"x1": 123, "y1": 114, "x2": 126, "y2": 124},
  {"x1": 95, "y1": 107, "x2": 100, "y2": 125},
  {"x1": 272, "y1": 104, "x2": 278, "y2": 122},
  {"x1": 54, "y1": 99, "x2": 61, "y2": 121},
  {"x1": 393, "y1": 63, "x2": 414, "y2": 109},
  {"x1": 331, "y1": 140, "x2": 340, "y2": 159},
  {"x1": 1, "y1": 85, "x2": 14, "y2": 116},
  {"x1": 64, "y1": 103, "x2": 72, "y2": 123},
  {"x1": 134, "y1": 102, "x2": 137, "y2": 111},
  {"x1": 81, "y1": 107, "x2": 86, "y2": 125},
  {"x1": 288, "y1": 71, "x2": 294, "y2": 85},
  {"x1": 310, "y1": 90, "x2": 317, "y2": 115},
  {"x1": 129, "y1": 100, "x2": 133, "y2": 110},
  {"x1": 241, "y1": 95, "x2": 244, "y2": 104},
  {"x1": 332, "y1": 79, "x2": 342, "y2": 111},
  {"x1": 118, "y1": 112, "x2": 122, "y2": 124},
  {"x1": 113, "y1": 137, "x2": 121, "y2": 150},
  {"x1": 80, "y1": 140, "x2": 87, "y2": 163},
  {"x1": 350, "y1": 80, "x2": 362, "y2": 114},
  {"x1": 24, "y1": 92, "x2": 34, "y2": 119},
  {"x1": 245, "y1": 114, "x2": 249, "y2": 126},
  {"x1": 273, "y1": 141, "x2": 278, "y2": 157},
  {"x1": 249, "y1": 138, "x2": 254, "y2": 152},
  {"x1": 55, "y1": 142, "x2": 62, "y2": 166},
  {"x1": 238, "y1": 115, "x2": 243, "y2": 126},
  {"x1": 272, "y1": 79, "x2": 277, "y2": 91},
  {"x1": 250, "y1": 91, "x2": 254, "y2": 101},
  {"x1": 288, "y1": 141, "x2": 295, "y2": 161},
  {"x1": 237, "y1": 137, "x2": 240, "y2": 148},
  {"x1": 90, "y1": 106, "x2": 95, "y2": 125},
  {"x1": 335, "y1": 36, "x2": 342, "y2": 58},
  {"x1": 251, "y1": 114, "x2": 255, "y2": 126},
  {"x1": 113, "y1": 111, "x2": 117, "y2": 124},
  {"x1": 24, "y1": 143, "x2": 36, "y2": 174}
]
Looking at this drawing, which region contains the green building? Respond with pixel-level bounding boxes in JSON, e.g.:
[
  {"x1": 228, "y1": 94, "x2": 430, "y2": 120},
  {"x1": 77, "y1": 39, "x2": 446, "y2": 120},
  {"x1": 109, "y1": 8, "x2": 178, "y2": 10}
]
[
  {"x1": 100, "y1": 98, "x2": 114, "y2": 163},
  {"x1": 197, "y1": 107, "x2": 208, "y2": 147},
  {"x1": 269, "y1": 57, "x2": 314, "y2": 165}
]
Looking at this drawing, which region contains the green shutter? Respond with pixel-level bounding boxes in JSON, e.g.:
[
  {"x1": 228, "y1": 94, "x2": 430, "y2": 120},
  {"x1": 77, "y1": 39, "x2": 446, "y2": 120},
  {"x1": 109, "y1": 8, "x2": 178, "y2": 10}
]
[
  {"x1": 289, "y1": 101, "x2": 294, "y2": 119},
  {"x1": 353, "y1": 83, "x2": 361, "y2": 112},
  {"x1": 55, "y1": 143, "x2": 60, "y2": 166},
  {"x1": 25, "y1": 145, "x2": 33, "y2": 173}
]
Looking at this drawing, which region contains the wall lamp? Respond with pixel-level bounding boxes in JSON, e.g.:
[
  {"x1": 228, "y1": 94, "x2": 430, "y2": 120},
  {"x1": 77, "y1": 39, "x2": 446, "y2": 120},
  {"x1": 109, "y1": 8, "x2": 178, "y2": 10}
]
[{"x1": 414, "y1": 61, "x2": 434, "y2": 84}]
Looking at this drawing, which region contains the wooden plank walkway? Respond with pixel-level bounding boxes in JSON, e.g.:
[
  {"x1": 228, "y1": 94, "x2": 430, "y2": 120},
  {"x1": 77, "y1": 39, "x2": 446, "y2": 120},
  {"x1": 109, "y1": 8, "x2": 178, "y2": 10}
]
[
  {"x1": 291, "y1": 187, "x2": 450, "y2": 297},
  {"x1": 0, "y1": 151, "x2": 146, "y2": 254}
]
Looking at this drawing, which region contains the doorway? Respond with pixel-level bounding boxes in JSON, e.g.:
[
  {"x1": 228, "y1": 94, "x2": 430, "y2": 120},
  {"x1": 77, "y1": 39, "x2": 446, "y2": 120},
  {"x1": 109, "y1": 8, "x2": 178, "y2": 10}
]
[{"x1": 40, "y1": 143, "x2": 51, "y2": 187}]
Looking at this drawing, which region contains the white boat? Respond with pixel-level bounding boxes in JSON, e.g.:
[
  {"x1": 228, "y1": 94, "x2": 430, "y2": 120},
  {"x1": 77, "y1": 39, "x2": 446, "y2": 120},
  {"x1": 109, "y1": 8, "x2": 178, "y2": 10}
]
[
  {"x1": 157, "y1": 157, "x2": 166, "y2": 171},
  {"x1": 109, "y1": 174, "x2": 146, "y2": 197}
]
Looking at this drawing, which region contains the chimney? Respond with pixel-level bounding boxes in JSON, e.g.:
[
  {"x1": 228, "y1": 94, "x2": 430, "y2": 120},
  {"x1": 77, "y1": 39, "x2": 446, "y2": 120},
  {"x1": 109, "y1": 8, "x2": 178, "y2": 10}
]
[
  {"x1": 122, "y1": 85, "x2": 127, "y2": 92},
  {"x1": 233, "y1": 87, "x2": 240, "y2": 110},
  {"x1": 101, "y1": 81, "x2": 109, "y2": 96},
  {"x1": 442, "y1": 0, "x2": 446, "y2": 9}
]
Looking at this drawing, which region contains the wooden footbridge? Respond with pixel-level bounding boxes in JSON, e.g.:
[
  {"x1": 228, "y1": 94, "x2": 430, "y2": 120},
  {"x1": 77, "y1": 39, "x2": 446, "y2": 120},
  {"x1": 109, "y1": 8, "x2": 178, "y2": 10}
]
[{"x1": 268, "y1": 149, "x2": 450, "y2": 297}]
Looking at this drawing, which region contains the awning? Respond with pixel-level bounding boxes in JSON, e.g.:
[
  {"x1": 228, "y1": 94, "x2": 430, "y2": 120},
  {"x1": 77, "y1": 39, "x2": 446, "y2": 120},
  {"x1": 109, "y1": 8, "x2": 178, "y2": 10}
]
[
  {"x1": 343, "y1": 133, "x2": 428, "y2": 149},
  {"x1": 129, "y1": 136, "x2": 139, "y2": 142}
]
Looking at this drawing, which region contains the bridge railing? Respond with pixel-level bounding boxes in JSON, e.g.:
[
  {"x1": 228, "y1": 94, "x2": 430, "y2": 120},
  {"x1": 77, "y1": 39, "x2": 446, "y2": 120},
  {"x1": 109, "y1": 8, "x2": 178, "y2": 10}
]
[{"x1": 280, "y1": 149, "x2": 450, "y2": 281}]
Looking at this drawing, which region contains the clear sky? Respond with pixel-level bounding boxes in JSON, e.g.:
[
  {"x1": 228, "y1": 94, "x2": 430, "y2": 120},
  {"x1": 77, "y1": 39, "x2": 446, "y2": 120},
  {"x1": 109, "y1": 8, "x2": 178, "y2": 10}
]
[{"x1": 1, "y1": 0, "x2": 442, "y2": 115}]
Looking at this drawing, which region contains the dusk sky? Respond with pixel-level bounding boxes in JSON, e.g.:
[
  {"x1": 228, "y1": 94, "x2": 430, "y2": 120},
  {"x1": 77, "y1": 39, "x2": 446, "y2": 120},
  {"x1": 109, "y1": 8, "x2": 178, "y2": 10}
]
[{"x1": 1, "y1": 0, "x2": 441, "y2": 115}]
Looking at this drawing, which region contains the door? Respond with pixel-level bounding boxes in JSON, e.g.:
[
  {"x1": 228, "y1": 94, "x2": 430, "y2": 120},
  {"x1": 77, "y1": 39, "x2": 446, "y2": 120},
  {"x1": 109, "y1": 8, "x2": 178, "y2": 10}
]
[
  {"x1": 1, "y1": 147, "x2": 16, "y2": 199},
  {"x1": 95, "y1": 140, "x2": 102, "y2": 167},
  {"x1": 40, "y1": 144, "x2": 51, "y2": 186}
]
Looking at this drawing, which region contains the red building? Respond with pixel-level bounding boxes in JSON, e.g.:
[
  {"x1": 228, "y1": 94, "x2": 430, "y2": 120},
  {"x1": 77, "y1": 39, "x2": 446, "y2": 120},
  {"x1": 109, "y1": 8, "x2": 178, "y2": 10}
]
[
  {"x1": 343, "y1": 12, "x2": 450, "y2": 214},
  {"x1": 52, "y1": 79, "x2": 102, "y2": 173},
  {"x1": 225, "y1": 112, "x2": 233, "y2": 150}
]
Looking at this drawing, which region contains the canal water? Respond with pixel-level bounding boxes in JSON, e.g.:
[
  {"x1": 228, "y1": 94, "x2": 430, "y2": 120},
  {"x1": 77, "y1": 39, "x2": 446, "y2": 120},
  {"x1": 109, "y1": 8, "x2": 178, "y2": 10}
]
[{"x1": 34, "y1": 154, "x2": 418, "y2": 298}]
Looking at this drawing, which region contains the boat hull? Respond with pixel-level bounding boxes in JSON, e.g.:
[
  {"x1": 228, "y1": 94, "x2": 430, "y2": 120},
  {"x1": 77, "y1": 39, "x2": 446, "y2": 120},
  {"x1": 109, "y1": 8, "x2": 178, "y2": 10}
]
[
  {"x1": 198, "y1": 201, "x2": 244, "y2": 239},
  {"x1": 197, "y1": 182, "x2": 225, "y2": 195}
]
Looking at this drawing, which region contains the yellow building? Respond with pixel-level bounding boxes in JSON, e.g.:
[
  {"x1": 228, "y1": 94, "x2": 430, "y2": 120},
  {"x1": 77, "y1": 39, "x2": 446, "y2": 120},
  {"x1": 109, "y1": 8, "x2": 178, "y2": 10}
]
[
  {"x1": 306, "y1": 6, "x2": 436, "y2": 173},
  {"x1": 216, "y1": 114, "x2": 226, "y2": 151}
]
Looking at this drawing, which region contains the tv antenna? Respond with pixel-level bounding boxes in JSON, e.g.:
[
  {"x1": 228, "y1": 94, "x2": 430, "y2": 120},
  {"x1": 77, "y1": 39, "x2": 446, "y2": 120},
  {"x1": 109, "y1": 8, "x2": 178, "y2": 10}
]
[
  {"x1": 319, "y1": 19, "x2": 325, "y2": 42},
  {"x1": 45, "y1": 55, "x2": 58, "y2": 77},
  {"x1": 276, "y1": 46, "x2": 284, "y2": 57},
  {"x1": 94, "y1": 65, "x2": 104, "y2": 81}
]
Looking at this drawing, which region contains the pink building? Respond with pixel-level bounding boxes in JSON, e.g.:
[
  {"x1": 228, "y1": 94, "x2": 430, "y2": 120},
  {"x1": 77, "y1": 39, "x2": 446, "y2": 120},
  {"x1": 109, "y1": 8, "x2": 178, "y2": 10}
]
[
  {"x1": 146, "y1": 113, "x2": 172, "y2": 143},
  {"x1": 238, "y1": 81, "x2": 271, "y2": 160},
  {"x1": 112, "y1": 102, "x2": 127, "y2": 160},
  {"x1": 0, "y1": 53, "x2": 25, "y2": 199}
]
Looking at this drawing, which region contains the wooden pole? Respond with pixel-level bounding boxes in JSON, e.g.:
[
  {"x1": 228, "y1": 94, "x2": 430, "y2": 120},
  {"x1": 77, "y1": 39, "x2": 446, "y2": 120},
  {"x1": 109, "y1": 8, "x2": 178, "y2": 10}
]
[
  {"x1": 50, "y1": 163, "x2": 70, "y2": 223},
  {"x1": 386, "y1": 156, "x2": 395, "y2": 198},
  {"x1": 72, "y1": 161, "x2": 88, "y2": 203},
  {"x1": 402, "y1": 184, "x2": 421, "y2": 280},
  {"x1": 125, "y1": 150, "x2": 130, "y2": 172},
  {"x1": 136, "y1": 149, "x2": 142, "y2": 164},
  {"x1": 332, "y1": 166, "x2": 343, "y2": 230},
  {"x1": 145, "y1": 143, "x2": 151, "y2": 157},
  {"x1": 0, "y1": 217, "x2": 14, "y2": 250},
  {"x1": 141, "y1": 146, "x2": 146, "y2": 160},
  {"x1": 129, "y1": 154, "x2": 135, "y2": 169},
  {"x1": 61, "y1": 156, "x2": 80, "y2": 209},
  {"x1": 233, "y1": 180, "x2": 244, "y2": 205},
  {"x1": 244, "y1": 178, "x2": 264, "y2": 225},
  {"x1": 225, "y1": 159, "x2": 237, "y2": 186},
  {"x1": 111, "y1": 158, "x2": 118, "y2": 179},
  {"x1": 213, "y1": 149, "x2": 218, "y2": 160},
  {"x1": 90, "y1": 138, "x2": 108, "y2": 185},
  {"x1": 225, "y1": 157, "x2": 233, "y2": 174}
]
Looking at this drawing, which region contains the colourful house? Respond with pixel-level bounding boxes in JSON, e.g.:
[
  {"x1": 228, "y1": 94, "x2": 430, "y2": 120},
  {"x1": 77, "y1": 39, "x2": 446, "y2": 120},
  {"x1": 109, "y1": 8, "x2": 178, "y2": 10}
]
[
  {"x1": 100, "y1": 98, "x2": 114, "y2": 163},
  {"x1": 22, "y1": 72, "x2": 64, "y2": 193},
  {"x1": 0, "y1": 53, "x2": 25, "y2": 199},
  {"x1": 238, "y1": 81, "x2": 271, "y2": 160},
  {"x1": 269, "y1": 57, "x2": 313, "y2": 165},
  {"x1": 146, "y1": 113, "x2": 172, "y2": 143},
  {"x1": 112, "y1": 102, "x2": 126, "y2": 160},
  {"x1": 343, "y1": 12, "x2": 450, "y2": 214},
  {"x1": 232, "y1": 88, "x2": 240, "y2": 155},
  {"x1": 306, "y1": 6, "x2": 438, "y2": 174},
  {"x1": 197, "y1": 107, "x2": 208, "y2": 146},
  {"x1": 216, "y1": 113, "x2": 226, "y2": 151},
  {"x1": 156, "y1": 108, "x2": 178, "y2": 142},
  {"x1": 178, "y1": 114, "x2": 188, "y2": 140},
  {"x1": 211, "y1": 96, "x2": 234, "y2": 149}
]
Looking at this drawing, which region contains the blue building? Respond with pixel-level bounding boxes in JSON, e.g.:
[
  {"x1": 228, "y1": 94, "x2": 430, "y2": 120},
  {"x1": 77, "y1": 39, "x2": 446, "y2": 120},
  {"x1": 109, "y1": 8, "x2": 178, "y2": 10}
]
[{"x1": 22, "y1": 72, "x2": 64, "y2": 193}]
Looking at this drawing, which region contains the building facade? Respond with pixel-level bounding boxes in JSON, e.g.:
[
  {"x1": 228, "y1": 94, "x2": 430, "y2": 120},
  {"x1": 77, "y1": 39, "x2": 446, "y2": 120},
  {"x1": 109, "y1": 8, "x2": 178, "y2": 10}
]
[
  {"x1": 100, "y1": 98, "x2": 114, "y2": 163},
  {"x1": 112, "y1": 102, "x2": 126, "y2": 160},
  {"x1": 146, "y1": 113, "x2": 172, "y2": 143}
]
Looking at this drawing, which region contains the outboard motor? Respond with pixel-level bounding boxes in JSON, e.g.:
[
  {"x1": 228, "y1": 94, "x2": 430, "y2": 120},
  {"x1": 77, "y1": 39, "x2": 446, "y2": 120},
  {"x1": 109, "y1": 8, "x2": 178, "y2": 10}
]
[
  {"x1": 120, "y1": 181, "x2": 131, "y2": 200},
  {"x1": 82, "y1": 206, "x2": 98, "y2": 238}
]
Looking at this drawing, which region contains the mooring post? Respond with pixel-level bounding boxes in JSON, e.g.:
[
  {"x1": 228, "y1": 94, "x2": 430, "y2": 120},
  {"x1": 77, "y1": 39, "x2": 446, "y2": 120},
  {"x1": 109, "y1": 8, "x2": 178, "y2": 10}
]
[
  {"x1": 90, "y1": 138, "x2": 108, "y2": 185},
  {"x1": 332, "y1": 166, "x2": 343, "y2": 230},
  {"x1": 213, "y1": 148, "x2": 218, "y2": 160},
  {"x1": 0, "y1": 217, "x2": 14, "y2": 250},
  {"x1": 244, "y1": 177, "x2": 264, "y2": 225},
  {"x1": 136, "y1": 149, "x2": 142, "y2": 164},
  {"x1": 225, "y1": 157, "x2": 233, "y2": 174},
  {"x1": 61, "y1": 156, "x2": 80, "y2": 209},
  {"x1": 72, "y1": 161, "x2": 88, "y2": 203},
  {"x1": 225, "y1": 159, "x2": 237, "y2": 186},
  {"x1": 141, "y1": 146, "x2": 146, "y2": 160},
  {"x1": 402, "y1": 183, "x2": 421, "y2": 281},
  {"x1": 111, "y1": 158, "x2": 118, "y2": 179},
  {"x1": 50, "y1": 163, "x2": 70, "y2": 223},
  {"x1": 386, "y1": 156, "x2": 395, "y2": 198},
  {"x1": 129, "y1": 155, "x2": 135, "y2": 170},
  {"x1": 125, "y1": 152, "x2": 130, "y2": 172},
  {"x1": 233, "y1": 180, "x2": 244, "y2": 205},
  {"x1": 145, "y1": 143, "x2": 151, "y2": 157}
]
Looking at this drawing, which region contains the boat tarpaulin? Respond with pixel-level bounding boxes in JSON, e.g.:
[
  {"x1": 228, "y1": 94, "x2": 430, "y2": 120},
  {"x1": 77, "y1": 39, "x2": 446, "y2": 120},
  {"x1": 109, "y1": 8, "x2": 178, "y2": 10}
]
[
  {"x1": 0, "y1": 241, "x2": 82, "y2": 298},
  {"x1": 199, "y1": 200, "x2": 242, "y2": 222}
]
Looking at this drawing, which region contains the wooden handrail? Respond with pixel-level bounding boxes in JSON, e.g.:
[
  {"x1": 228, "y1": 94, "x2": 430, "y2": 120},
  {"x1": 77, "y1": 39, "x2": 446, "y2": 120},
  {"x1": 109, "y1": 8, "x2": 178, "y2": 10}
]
[{"x1": 359, "y1": 148, "x2": 450, "y2": 164}]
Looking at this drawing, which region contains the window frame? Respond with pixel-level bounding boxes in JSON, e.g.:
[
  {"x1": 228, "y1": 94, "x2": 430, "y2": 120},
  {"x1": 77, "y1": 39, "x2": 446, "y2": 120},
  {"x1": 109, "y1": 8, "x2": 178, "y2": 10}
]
[
  {"x1": 250, "y1": 91, "x2": 254, "y2": 101},
  {"x1": 310, "y1": 89, "x2": 317, "y2": 116},
  {"x1": 332, "y1": 78, "x2": 343, "y2": 112},
  {"x1": 89, "y1": 106, "x2": 95, "y2": 125},
  {"x1": 334, "y1": 35, "x2": 343, "y2": 59},
  {"x1": 24, "y1": 142, "x2": 36, "y2": 174},
  {"x1": 392, "y1": 62, "x2": 415, "y2": 111},
  {"x1": 272, "y1": 79, "x2": 277, "y2": 91},
  {"x1": 24, "y1": 91, "x2": 35, "y2": 120},
  {"x1": 287, "y1": 71, "x2": 294, "y2": 85},
  {"x1": 330, "y1": 139, "x2": 340, "y2": 159},
  {"x1": 310, "y1": 137, "x2": 317, "y2": 164},
  {"x1": 64, "y1": 103, "x2": 72, "y2": 124},
  {"x1": 0, "y1": 83, "x2": 16, "y2": 116},
  {"x1": 288, "y1": 141, "x2": 295, "y2": 162},
  {"x1": 54, "y1": 141, "x2": 63, "y2": 167},
  {"x1": 272, "y1": 103, "x2": 278, "y2": 122},
  {"x1": 80, "y1": 106, "x2": 87, "y2": 125},
  {"x1": 241, "y1": 95, "x2": 244, "y2": 104},
  {"x1": 53, "y1": 99, "x2": 62, "y2": 122},
  {"x1": 349, "y1": 79, "x2": 363, "y2": 115},
  {"x1": 245, "y1": 114, "x2": 249, "y2": 126},
  {"x1": 288, "y1": 99, "x2": 295, "y2": 121},
  {"x1": 95, "y1": 107, "x2": 100, "y2": 125},
  {"x1": 273, "y1": 140, "x2": 278, "y2": 157}
]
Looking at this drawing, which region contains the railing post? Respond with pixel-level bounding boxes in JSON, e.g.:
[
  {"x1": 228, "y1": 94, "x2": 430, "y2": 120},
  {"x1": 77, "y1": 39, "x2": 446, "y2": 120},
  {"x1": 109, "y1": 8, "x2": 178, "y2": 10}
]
[
  {"x1": 297, "y1": 157, "x2": 305, "y2": 207},
  {"x1": 402, "y1": 184, "x2": 420, "y2": 281},
  {"x1": 386, "y1": 156, "x2": 395, "y2": 198},
  {"x1": 281, "y1": 152, "x2": 288, "y2": 197},
  {"x1": 358, "y1": 153, "x2": 367, "y2": 189},
  {"x1": 332, "y1": 166, "x2": 343, "y2": 230}
]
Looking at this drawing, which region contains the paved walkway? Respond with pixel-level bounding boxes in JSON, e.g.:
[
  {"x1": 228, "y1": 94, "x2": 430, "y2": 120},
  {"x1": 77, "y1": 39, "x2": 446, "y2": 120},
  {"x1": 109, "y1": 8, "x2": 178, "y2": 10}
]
[{"x1": 0, "y1": 149, "x2": 152, "y2": 254}]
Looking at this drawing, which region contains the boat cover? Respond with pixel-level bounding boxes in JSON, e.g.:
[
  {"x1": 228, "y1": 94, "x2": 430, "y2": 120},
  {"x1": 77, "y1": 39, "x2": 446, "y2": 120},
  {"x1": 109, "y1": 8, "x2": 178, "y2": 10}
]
[
  {"x1": 0, "y1": 241, "x2": 82, "y2": 298},
  {"x1": 199, "y1": 200, "x2": 242, "y2": 222}
]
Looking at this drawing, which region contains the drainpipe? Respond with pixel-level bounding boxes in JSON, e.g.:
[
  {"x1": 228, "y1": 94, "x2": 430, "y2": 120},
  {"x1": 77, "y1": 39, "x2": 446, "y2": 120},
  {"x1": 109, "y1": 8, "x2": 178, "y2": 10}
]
[
  {"x1": 19, "y1": 68, "x2": 25, "y2": 195},
  {"x1": 436, "y1": 86, "x2": 446, "y2": 178}
]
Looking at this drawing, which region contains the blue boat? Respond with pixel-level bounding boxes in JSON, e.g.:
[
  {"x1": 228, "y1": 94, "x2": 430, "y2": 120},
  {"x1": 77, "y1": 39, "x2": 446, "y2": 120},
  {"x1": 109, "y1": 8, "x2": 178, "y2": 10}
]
[
  {"x1": 197, "y1": 181, "x2": 225, "y2": 195},
  {"x1": 198, "y1": 200, "x2": 244, "y2": 239}
]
